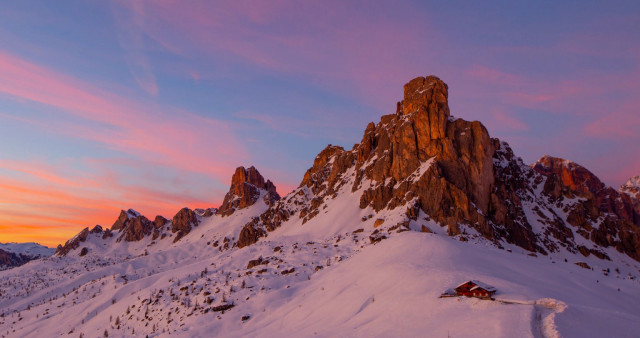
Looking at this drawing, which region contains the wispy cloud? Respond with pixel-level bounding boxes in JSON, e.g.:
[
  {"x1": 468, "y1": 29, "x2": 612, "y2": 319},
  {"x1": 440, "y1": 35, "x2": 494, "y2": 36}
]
[
  {"x1": 0, "y1": 50, "x2": 250, "y2": 246},
  {"x1": 0, "y1": 50, "x2": 248, "y2": 181},
  {"x1": 110, "y1": 1, "x2": 158, "y2": 96}
]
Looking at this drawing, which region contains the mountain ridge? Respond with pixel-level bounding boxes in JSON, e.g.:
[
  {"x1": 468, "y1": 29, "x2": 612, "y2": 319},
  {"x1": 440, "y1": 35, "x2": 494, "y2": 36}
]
[
  {"x1": 9, "y1": 74, "x2": 639, "y2": 337},
  {"x1": 0, "y1": 243, "x2": 54, "y2": 270}
]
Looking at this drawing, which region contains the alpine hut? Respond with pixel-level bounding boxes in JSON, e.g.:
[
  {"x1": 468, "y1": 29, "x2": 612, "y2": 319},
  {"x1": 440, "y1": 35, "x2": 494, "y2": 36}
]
[{"x1": 453, "y1": 280, "x2": 497, "y2": 298}]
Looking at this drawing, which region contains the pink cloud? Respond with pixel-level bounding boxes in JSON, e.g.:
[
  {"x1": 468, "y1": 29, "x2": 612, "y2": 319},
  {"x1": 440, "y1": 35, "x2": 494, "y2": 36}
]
[
  {"x1": 111, "y1": 1, "x2": 441, "y2": 110},
  {"x1": 584, "y1": 109, "x2": 640, "y2": 140},
  {"x1": 0, "y1": 50, "x2": 252, "y2": 245},
  {"x1": 0, "y1": 157, "x2": 223, "y2": 247},
  {"x1": 467, "y1": 64, "x2": 523, "y2": 86},
  {"x1": 491, "y1": 110, "x2": 529, "y2": 131},
  {"x1": 0, "y1": 50, "x2": 248, "y2": 182},
  {"x1": 110, "y1": 0, "x2": 159, "y2": 96}
]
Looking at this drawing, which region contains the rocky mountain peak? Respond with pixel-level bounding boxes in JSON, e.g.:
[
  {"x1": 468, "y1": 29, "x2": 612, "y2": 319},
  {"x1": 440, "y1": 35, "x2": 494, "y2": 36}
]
[
  {"x1": 242, "y1": 75, "x2": 526, "y2": 250},
  {"x1": 398, "y1": 75, "x2": 450, "y2": 140},
  {"x1": 218, "y1": 166, "x2": 280, "y2": 216},
  {"x1": 532, "y1": 155, "x2": 605, "y2": 194},
  {"x1": 238, "y1": 74, "x2": 640, "y2": 261},
  {"x1": 55, "y1": 227, "x2": 90, "y2": 256},
  {"x1": 111, "y1": 209, "x2": 142, "y2": 231}
]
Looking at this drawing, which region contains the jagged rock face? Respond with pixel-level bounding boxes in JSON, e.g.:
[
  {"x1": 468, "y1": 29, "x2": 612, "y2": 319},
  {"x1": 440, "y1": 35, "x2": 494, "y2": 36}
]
[
  {"x1": 171, "y1": 207, "x2": 199, "y2": 242},
  {"x1": 532, "y1": 156, "x2": 640, "y2": 260},
  {"x1": 118, "y1": 215, "x2": 153, "y2": 242},
  {"x1": 55, "y1": 227, "x2": 89, "y2": 256},
  {"x1": 108, "y1": 209, "x2": 154, "y2": 243},
  {"x1": 532, "y1": 156, "x2": 638, "y2": 226},
  {"x1": 533, "y1": 156, "x2": 605, "y2": 195},
  {"x1": 242, "y1": 75, "x2": 535, "y2": 250},
  {"x1": 0, "y1": 249, "x2": 31, "y2": 268},
  {"x1": 111, "y1": 209, "x2": 140, "y2": 231},
  {"x1": 153, "y1": 216, "x2": 168, "y2": 229},
  {"x1": 238, "y1": 74, "x2": 640, "y2": 262},
  {"x1": 217, "y1": 166, "x2": 280, "y2": 216},
  {"x1": 298, "y1": 76, "x2": 500, "y2": 240}
]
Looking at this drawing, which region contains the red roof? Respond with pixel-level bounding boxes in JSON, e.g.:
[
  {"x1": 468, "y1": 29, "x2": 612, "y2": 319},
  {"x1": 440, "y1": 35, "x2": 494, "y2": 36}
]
[{"x1": 454, "y1": 280, "x2": 496, "y2": 292}]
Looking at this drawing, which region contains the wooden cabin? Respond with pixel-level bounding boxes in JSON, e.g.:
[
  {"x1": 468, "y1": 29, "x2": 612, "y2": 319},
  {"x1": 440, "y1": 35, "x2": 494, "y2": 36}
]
[{"x1": 453, "y1": 280, "x2": 497, "y2": 298}]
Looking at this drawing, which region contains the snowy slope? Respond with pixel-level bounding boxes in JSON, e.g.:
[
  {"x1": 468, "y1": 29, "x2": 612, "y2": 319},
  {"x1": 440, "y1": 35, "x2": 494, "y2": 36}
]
[
  {"x1": 2, "y1": 74, "x2": 640, "y2": 337},
  {"x1": 1, "y1": 192, "x2": 639, "y2": 337}
]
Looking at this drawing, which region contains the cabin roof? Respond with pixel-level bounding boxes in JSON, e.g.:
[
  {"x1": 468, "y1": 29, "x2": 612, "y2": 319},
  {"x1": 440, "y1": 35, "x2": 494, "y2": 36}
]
[{"x1": 455, "y1": 280, "x2": 496, "y2": 292}]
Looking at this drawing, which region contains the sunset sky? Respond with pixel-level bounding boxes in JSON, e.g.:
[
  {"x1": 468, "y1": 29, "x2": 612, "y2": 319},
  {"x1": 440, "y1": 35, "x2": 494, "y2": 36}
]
[{"x1": 1, "y1": 1, "x2": 639, "y2": 247}]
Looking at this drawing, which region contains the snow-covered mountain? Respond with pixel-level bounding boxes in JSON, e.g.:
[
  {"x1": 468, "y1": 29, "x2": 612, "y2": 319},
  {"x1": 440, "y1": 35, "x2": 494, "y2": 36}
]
[
  {"x1": 0, "y1": 243, "x2": 54, "y2": 270},
  {"x1": 1, "y1": 76, "x2": 639, "y2": 337}
]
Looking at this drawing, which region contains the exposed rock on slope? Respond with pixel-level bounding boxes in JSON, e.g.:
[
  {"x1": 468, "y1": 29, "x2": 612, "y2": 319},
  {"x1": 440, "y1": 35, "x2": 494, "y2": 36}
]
[
  {"x1": 237, "y1": 75, "x2": 640, "y2": 261},
  {"x1": 0, "y1": 243, "x2": 54, "y2": 269},
  {"x1": 50, "y1": 75, "x2": 640, "y2": 263},
  {"x1": 620, "y1": 176, "x2": 640, "y2": 217},
  {"x1": 620, "y1": 176, "x2": 640, "y2": 199},
  {"x1": 171, "y1": 207, "x2": 199, "y2": 242},
  {"x1": 111, "y1": 209, "x2": 141, "y2": 231},
  {"x1": 116, "y1": 213, "x2": 153, "y2": 243},
  {"x1": 55, "y1": 227, "x2": 90, "y2": 256},
  {"x1": 0, "y1": 249, "x2": 28, "y2": 268},
  {"x1": 533, "y1": 156, "x2": 640, "y2": 260},
  {"x1": 217, "y1": 166, "x2": 280, "y2": 216}
]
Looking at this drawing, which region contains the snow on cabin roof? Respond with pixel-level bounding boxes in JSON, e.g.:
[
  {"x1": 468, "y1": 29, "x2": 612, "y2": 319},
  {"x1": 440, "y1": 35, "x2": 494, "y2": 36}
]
[{"x1": 455, "y1": 280, "x2": 496, "y2": 292}]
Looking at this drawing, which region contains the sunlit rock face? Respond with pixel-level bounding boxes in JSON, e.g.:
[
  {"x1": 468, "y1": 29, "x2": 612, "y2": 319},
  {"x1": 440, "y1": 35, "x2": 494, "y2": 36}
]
[
  {"x1": 217, "y1": 166, "x2": 280, "y2": 217},
  {"x1": 236, "y1": 75, "x2": 640, "y2": 262}
]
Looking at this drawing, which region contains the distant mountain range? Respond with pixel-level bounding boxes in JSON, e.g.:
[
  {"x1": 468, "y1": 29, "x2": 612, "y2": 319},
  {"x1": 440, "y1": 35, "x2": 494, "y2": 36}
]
[
  {"x1": 1, "y1": 75, "x2": 639, "y2": 337},
  {"x1": 0, "y1": 242, "x2": 54, "y2": 270}
]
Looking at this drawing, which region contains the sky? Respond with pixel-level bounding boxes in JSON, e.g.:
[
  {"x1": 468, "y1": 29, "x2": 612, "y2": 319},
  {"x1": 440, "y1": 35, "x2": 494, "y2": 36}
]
[{"x1": 0, "y1": 1, "x2": 638, "y2": 247}]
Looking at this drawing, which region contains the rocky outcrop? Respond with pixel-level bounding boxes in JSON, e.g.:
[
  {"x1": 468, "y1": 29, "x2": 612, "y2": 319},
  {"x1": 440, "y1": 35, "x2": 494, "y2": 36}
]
[
  {"x1": 533, "y1": 156, "x2": 638, "y2": 226},
  {"x1": 237, "y1": 74, "x2": 640, "y2": 262},
  {"x1": 217, "y1": 166, "x2": 280, "y2": 216},
  {"x1": 117, "y1": 215, "x2": 153, "y2": 242},
  {"x1": 111, "y1": 209, "x2": 141, "y2": 231},
  {"x1": 291, "y1": 77, "x2": 502, "y2": 240},
  {"x1": 153, "y1": 216, "x2": 168, "y2": 229},
  {"x1": 171, "y1": 208, "x2": 199, "y2": 242},
  {"x1": 533, "y1": 156, "x2": 605, "y2": 195},
  {"x1": 281, "y1": 76, "x2": 536, "y2": 250},
  {"x1": 620, "y1": 176, "x2": 640, "y2": 217},
  {"x1": 109, "y1": 209, "x2": 154, "y2": 243},
  {"x1": 55, "y1": 227, "x2": 90, "y2": 257},
  {"x1": 240, "y1": 76, "x2": 523, "y2": 249},
  {"x1": 0, "y1": 249, "x2": 34, "y2": 269},
  {"x1": 0, "y1": 242, "x2": 54, "y2": 269},
  {"x1": 532, "y1": 156, "x2": 640, "y2": 260}
]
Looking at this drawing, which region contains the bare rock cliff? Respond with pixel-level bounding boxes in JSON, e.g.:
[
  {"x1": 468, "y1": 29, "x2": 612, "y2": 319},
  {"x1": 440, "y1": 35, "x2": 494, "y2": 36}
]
[{"x1": 217, "y1": 166, "x2": 280, "y2": 216}]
